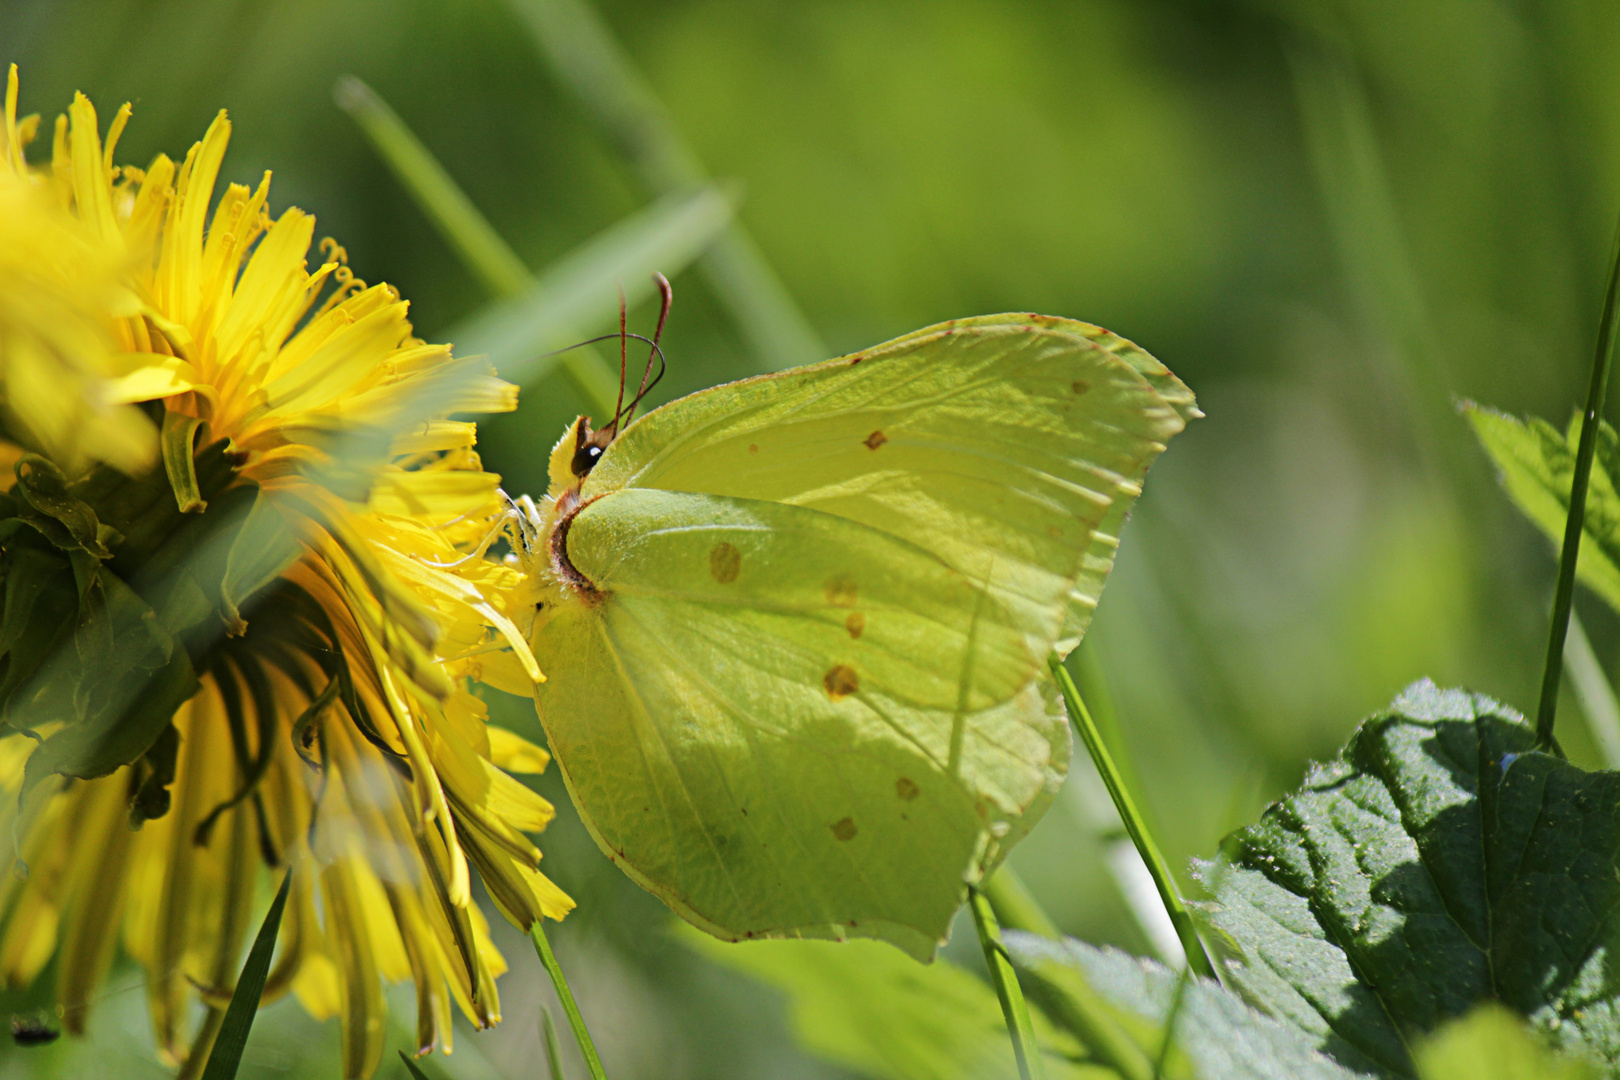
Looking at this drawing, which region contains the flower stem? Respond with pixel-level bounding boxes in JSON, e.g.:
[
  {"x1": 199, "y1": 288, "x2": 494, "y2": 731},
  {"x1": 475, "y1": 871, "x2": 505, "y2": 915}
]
[
  {"x1": 531, "y1": 923, "x2": 608, "y2": 1080},
  {"x1": 968, "y1": 885, "x2": 1047, "y2": 1080},
  {"x1": 1537, "y1": 213, "x2": 1620, "y2": 749},
  {"x1": 1047, "y1": 655, "x2": 1216, "y2": 981}
]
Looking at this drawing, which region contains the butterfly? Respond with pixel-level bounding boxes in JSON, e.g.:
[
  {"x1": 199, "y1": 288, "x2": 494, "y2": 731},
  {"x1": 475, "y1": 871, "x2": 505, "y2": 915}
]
[{"x1": 499, "y1": 309, "x2": 1197, "y2": 958}]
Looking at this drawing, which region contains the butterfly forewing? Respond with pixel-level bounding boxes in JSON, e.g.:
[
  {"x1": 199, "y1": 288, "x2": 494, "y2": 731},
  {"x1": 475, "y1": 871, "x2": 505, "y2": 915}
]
[{"x1": 586, "y1": 317, "x2": 1191, "y2": 656}]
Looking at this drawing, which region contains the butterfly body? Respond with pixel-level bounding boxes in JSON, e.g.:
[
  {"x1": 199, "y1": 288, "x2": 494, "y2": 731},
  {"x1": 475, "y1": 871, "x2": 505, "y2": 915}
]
[{"x1": 505, "y1": 315, "x2": 1196, "y2": 958}]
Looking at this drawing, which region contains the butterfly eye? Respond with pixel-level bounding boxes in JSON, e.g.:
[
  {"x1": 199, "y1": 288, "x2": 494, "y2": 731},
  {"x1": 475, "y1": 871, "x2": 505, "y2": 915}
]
[{"x1": 571, "y1": 442, "x2": 604, "y2": 477}]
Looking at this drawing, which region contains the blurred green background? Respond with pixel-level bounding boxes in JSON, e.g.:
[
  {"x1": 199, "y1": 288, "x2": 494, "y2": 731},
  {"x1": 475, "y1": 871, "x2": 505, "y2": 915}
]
[{"x1": 5, "y1": 0, "x2": 1620, "y2": 1076}]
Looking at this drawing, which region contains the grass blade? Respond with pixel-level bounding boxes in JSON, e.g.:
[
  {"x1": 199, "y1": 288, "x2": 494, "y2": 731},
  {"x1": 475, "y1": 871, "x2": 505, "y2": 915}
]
[
  {"x1": 1072, "y1": 641, "x2": 1188, "y2": 965},
  {"x1": 542, "y1": 1005, "x2": 568, "y2": 1080},
  {"x1": 1150, "y1": 966, "x2": 1193, "y2": 1079},
  {"x1": 980, "y1": 865, "x2": 1059, "y2": 940},
  {"x1": 1047, "y1": 655, "x2": 1217, "y2": 981},
  {"x1": 509, "y1": 0, "x2": 825, "y2": 367},
  {"x1": 447, "y1": 184, "x2": 733, "y2": 389},
  {"x1": 1073, "y1": 641, "x2": 1150, "y2": 826},
  {"x1": 968, "y1": 885, "x2": 1046, "y2": 1080},
  {"x1": 397, "y1": 1050, "x2": 432, "y2": 1079},
  {"x1": 983, "y1": 870, "x2": 1153, "y2": 1080},
  {"x1": 1285, "y1": 41, "x2": 1460, "y2": 486},
  {"x1": 335, "y1": 75, "x2": 729, "y2": 420},
  {"x1": 1537, "y1": 212, "x2": 1620, "y2": 747},
  {"x1": 332, "y1": 74, "x2": 621, "y2": 418},
  {"x1": 198, "y1": 870, "x2": 293, "y2": 1080},
  {"x1": 334, "y1": 75, "x2": 531, "y2": 299},
  {"x1": 1565, "y1": 612, "x2": 1620, "y2": 768},
  {"x1": 531, "y1": 923, "x2": 608, "y2": 1080}
]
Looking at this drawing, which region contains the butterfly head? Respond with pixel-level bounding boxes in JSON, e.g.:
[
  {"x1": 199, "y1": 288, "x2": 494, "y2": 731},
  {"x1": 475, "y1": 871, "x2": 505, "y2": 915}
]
[
  {"x1": 547, "y1": 415, "x2": 613, "y2": 495},
  {"x1": 571, "y1": 418, "x2": 614, "y2": 478},
  {"x1": 544, "y1": 272, "x2": 674, "y2": 498}
]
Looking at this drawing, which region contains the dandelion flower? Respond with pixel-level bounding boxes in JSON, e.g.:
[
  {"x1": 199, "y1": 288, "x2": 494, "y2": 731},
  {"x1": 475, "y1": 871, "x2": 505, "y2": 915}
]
[{"x1": 0, "y1": 68, "x2": 569, "y2": 1078}]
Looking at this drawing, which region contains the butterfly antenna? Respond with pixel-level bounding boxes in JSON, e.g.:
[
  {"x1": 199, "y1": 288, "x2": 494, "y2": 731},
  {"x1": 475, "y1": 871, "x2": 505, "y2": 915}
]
[
  {"x1": 611, "y1": 284, "x2": 629, "y2": 437},
  {"x1": 624, "y1": 273, "x2": 673, "y2": 427}
]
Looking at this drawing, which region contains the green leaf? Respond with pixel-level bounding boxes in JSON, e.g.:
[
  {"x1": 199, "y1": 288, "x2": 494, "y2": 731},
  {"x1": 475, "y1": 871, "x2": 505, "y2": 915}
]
[
  {"x1": 199, "y1": 869, "x2": 293, "y2": 1080},
  {"x1": 1003, "y1": 934, "x2": 1362, "y2": 1080},
  {"x1": 21, "y1": 627, "x2": 198, "y2": 789},
  {"x1": 1414, "y1": 1004, "x2": 1599, "y2": 1080},
  {"x1": 1194, "y1": 680, "x2": 1620, "y2": 1077},
  {"x1": 0, "y1": 545, "x2": 76, "y2": 718},
  {"x1": 218, "y1": 488, "x2": 300, "y2": 635},
  {"x1": 445, "y1": 184, "x2": 734, "y2": 383},
  {"x1": 14, "y1": 454, "x2": 113, "y2": 557},
  {"x1": 683, "y1": 929, "x2": 1093, "y2": 1080},
  {"x1": 1465, "y1": 404, "x2": 1620, "y2": 615}
]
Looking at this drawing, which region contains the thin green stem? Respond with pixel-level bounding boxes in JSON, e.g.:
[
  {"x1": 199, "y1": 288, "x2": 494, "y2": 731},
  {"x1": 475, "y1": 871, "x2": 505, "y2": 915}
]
[
  {"x1": 968, "y1": 885, "x2": 1047, "y2": 1080},
  {"x1": 531, "y1": 923, "x2": 608, "y2": 1080},
  {"x1": 541, "y1": 1005, "x2": 568, "y2": 1080},
  {"x1": 1538, "y1": 213, "x2": 1620, "y2": 748},
  {"x1": 1048, "y1": 656, "x2": 1216, "y2": 981},
  {"x1": 981, "y1": 865, "x2": 1060, "y2": 940}
]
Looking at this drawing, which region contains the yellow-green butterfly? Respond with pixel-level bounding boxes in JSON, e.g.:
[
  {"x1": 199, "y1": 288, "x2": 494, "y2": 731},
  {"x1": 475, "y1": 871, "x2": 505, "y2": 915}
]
[{"x1": 503, "y1": 313, "x2": 1197, "y2": 959}]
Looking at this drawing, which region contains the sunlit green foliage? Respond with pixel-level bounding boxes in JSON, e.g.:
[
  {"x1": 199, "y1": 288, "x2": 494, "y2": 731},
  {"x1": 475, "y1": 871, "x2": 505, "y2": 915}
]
[
  {"x1": 1199, "y1": 682, "x2": 1620, "y2": 1077},
  {"x1": 7, "y1": 0, "x2": 1620, "y2": 1077}
]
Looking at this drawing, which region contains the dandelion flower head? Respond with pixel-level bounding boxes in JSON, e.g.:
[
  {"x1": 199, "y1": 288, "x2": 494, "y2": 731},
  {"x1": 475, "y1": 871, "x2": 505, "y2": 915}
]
[{"x1": 0, "y1": 67, "x2": 569, "y2": 1078}]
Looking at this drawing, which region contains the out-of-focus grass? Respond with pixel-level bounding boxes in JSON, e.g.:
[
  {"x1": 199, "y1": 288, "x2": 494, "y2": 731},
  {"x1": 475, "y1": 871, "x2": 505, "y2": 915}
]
[{"x1": 5, "y1": 0, "x2": 1620, "y2": 1076}]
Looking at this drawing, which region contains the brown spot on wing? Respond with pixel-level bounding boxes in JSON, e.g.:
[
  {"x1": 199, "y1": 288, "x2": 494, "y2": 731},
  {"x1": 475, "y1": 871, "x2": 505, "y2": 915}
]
[
  {"x1": 864, "y1": 430, "x2": 888, "y2": 450},
  {"x1": 747, "y1": 443, "x2": 759, "y2": 454},
  {"x1": 895, "y1": 777, "x2": 920, "y2": 801},
  {"x1": 823, "y1": 665, "x2": 859, "y2": 700},
  {"x1": 845, "y1": 612, "x2": 865, "y2": 639},
  {"x1": 848, "y1": 354, "x2": 864, "y2": 366},
  {"x1": 1072, "y1": 379, "x2": 1090, "y2": 395},
  {"x1": 709, "y1": 542, "x2": 741, "y2": 583},
  {"x1": 825, "y1": 575, "x2": 858, "y2": 607},
  {"x1": 831, "y1": 817, "x2": 857, "y2": 841}
]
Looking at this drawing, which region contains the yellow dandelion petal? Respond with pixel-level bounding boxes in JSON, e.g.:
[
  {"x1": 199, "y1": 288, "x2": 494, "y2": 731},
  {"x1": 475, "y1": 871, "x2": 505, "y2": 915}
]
[{"x1": 0, "y1": 72, "x2": 559, "y2": 1078}]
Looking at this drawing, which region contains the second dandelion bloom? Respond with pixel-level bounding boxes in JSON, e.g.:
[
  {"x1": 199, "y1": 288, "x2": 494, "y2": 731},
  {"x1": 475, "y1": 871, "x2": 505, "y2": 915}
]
[{"x1": 0, "y1": 68, "x2": 568, "y2": 1078}]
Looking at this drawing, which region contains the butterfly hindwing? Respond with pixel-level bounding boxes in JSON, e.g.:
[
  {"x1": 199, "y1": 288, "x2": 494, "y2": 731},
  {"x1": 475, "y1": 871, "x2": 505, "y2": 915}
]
[{"x1": 532, "y1": 489, "x2": 1072, "y2": 958}]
